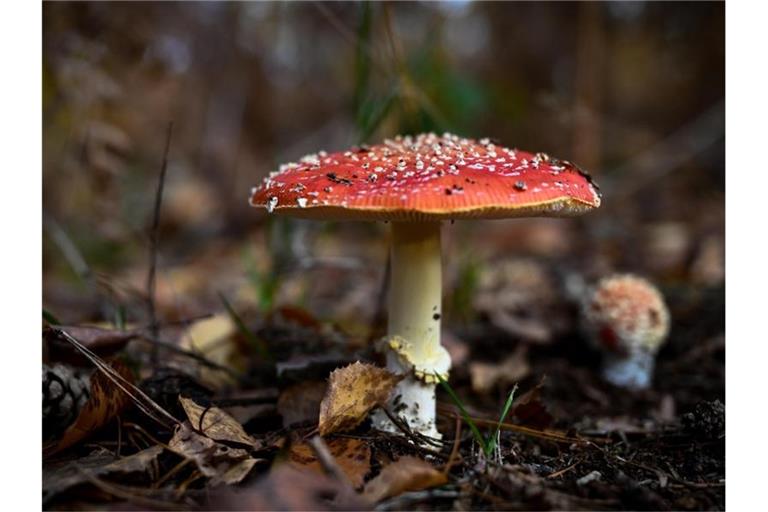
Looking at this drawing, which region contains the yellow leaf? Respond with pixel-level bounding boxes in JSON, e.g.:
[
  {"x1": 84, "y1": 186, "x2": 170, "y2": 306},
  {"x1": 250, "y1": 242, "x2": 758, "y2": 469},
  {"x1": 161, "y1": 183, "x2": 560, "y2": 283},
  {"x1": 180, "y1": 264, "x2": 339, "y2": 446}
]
[
  {"x1": 363, "y1": 456, "x2": 447, "y2": 502},
  {"x1": 318, "y1": 362, "x2": 401, "y2": 436}
]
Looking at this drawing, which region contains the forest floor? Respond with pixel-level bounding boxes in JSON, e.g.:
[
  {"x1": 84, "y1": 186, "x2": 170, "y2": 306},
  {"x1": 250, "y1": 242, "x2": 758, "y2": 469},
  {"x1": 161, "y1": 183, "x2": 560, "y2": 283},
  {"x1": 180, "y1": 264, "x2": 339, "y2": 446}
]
[{"x1": 42, "y1": 244, "x2": 724, "y2": 510}]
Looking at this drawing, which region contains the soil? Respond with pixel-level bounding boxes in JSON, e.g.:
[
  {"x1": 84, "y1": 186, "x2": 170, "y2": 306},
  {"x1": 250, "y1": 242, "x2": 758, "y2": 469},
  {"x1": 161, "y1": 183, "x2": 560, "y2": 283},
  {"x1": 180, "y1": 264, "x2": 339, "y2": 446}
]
[{"x1": 42, "y1": 279, "x2": 724, "y2": 510}]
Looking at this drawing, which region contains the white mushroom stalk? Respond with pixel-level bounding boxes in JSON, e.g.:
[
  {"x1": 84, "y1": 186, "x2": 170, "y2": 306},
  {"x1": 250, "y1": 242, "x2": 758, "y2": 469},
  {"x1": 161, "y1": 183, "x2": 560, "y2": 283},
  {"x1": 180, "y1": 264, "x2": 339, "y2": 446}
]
[
  {"x1": 601, "y1": 350, "x2": 657, "y2": 390},
  {"x1": 373, "y1": 221, "x2": 451, "y2": 439}
]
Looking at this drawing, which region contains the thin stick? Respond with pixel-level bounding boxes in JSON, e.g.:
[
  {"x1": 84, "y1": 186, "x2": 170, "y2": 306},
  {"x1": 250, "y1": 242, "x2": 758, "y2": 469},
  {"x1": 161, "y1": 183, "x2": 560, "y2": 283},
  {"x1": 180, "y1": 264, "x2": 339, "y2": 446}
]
[
  {"x1": 73, "y1": 467, "x2": 186, "y2": 510},
  {"x1": 154, "y1": 458, "x2": 193, "y2": 489},
  {"x1": 56, "y1": 328, "x2": 180, "y2": 428},
  {"x1": 137, "y1": 333, "x2": 244, "y2": 380},
  {"x1": 547, "y1": 460, "x2": 582, "y2": 479},
  {"x1": 308, "y1": 436, "x2": 351, "y2": 485},
  {"x1": 436, "y1": 402, "x2": 610, "y2": 445},
  {"x1": 442, "y1": 414, "x2": 463, "y2": 475},
  {"x1": 147, "y1": 121, "x2": 174, "y2": 365},
  {"x1": 381, "y1": 407, "x2": 445, "y2": 451}
]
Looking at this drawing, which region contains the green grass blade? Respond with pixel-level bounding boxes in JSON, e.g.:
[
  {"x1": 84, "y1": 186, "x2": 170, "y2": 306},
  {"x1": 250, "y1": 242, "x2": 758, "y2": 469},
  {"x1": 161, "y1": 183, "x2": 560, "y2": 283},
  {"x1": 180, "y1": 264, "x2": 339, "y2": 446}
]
[
  {"x1": 486, "y1": 383, "x2": 519, "y2": 455},
  {"x1": 218, "y1": 292, "x2": 269, "y2": 360},
  {"x1": 113, "y1": 304, "x2": 127, "y2": 331},
  {"x1": 43, "y1": 308, "x2": 61, "y2": 325},
  {"x1": 353, "y1": 1, "x2": 372, "y2": 130},
  {"x1": 435, "y1": 372, "x2": 489, "y2": 455}
]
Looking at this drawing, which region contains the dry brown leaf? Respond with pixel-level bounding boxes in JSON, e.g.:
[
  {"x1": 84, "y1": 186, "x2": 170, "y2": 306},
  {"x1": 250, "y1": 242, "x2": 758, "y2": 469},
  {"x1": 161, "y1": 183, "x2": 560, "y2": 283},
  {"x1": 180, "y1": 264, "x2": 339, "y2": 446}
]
[
  {"x1": 511, "y1": 379, "x2": 554, "y2": 429},
  {"x1": 289, "y1": 437, "x2": 371, "y2": 489},
  {"x1": 179, "y1": 396, "x2": 261, "y2": 449},
  {"x1": 363, "y1": 456, "x2": 447, "y2": 502},
  {"x1": 318, "y1": 362, "x2": 401, "y2": 436},
  {"x1": 277, "y1": 380, "x2": 327, "y2": 428},
  {"x1": 45, "y1": 359, "x2": 133, "y2": 456},
  {"x1": 43, "y1": 326, "x2": 137, "y2": 365},
  {"x1": 168, "y1": 422, "x2": 260, "y2": 485}
]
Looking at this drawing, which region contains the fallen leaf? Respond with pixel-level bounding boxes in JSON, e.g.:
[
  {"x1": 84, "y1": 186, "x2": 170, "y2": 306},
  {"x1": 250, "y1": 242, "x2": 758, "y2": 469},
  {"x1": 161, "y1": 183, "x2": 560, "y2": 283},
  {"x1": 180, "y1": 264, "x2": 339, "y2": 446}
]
[
  {"x1": 363, "y1": 456, "x2": 447, "y2": 502},
  {"x1": 270, "y1": 305, "x2": 324, "y2": 330},
  {"x1": 179, "y1": 396, "x2": 261, "y2": 449},
  {"x1": 318, "y1": 362, "x2": 402, "y2": 436},
  {"x1": 212, "y1": 464, "x2": 368, "y2": 511},
  {"x1": 180, "y1": 313, "x2": 239, "y2": 388},
  {"x1": 289, "y1": 437, "x2": 371, "y2": 489},
  {"x1": 45, "y1": 359, "x2": 133, "y2": 456},
  {"x1": 168, "y1": 422, "x2": 260, "y2": 485},
  {"x1": 182, "y1": 313, "x2": 236, "y2": 361},
  {"x1": 511, "y1": 379, "x2": 554, "y2": 429},
  {"x1": 44, "y1": 326, "x2": 137, "y2": 365},
  {"x1": 278, "y1": 380, "x2": 327, "y2": 428},
  {"x1": 44, "y1": 445, "x2": 162, "y2": 500},
  {"x1": 469, "y1": 345, "x2": 530, "y2": 394}
]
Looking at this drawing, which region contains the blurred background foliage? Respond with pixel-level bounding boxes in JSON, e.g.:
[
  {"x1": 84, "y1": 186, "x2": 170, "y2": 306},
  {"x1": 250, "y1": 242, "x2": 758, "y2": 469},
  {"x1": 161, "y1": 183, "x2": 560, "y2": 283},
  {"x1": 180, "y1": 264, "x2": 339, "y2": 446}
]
[{"x1": 43, "y1": 1, "x2": 724, "y2": 331}]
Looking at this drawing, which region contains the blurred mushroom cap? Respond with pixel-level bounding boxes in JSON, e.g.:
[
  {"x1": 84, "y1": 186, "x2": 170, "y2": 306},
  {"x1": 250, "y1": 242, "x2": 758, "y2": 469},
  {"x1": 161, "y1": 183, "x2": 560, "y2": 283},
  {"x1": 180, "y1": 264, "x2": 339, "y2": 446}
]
[{"x1": 582, "y1": 274, "x2": 670, "y2": 356}]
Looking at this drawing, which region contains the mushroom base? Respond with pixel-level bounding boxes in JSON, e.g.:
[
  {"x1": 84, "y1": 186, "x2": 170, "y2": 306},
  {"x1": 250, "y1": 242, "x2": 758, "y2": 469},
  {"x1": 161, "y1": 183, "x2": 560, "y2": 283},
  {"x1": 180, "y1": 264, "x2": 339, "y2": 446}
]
[
  {"x1": 602, "y1": 351, "x2": 655, "y2": 390},
  {"x1": 373, "y1": 351, "x2": 441, "y2": 439}
]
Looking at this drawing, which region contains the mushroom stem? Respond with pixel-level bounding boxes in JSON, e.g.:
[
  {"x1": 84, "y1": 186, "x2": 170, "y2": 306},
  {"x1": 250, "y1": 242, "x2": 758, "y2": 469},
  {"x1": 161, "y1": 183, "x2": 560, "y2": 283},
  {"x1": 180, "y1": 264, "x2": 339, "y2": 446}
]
[
  {"x1": 374, "y1": 221, "x2": 450, "y2": 439},
  {"x1": 602, "y1": 351, "x2": 656, "y2": 390}
]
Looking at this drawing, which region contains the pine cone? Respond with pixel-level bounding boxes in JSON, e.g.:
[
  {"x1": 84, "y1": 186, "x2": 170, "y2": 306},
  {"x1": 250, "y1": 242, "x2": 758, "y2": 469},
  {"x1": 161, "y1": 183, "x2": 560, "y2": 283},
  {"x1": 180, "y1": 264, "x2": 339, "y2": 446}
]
[{"x1": 43, "y1": 363, "x2": 91, "y2": 440}]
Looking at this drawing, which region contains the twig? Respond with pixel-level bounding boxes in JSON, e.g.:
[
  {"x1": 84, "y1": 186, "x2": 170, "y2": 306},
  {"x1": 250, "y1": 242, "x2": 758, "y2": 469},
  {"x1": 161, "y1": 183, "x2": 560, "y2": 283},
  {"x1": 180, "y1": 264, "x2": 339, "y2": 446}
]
[
  {"x1": 137, "y1": 333, "x2": 244, "y2": 380},
  {"x1": 153, "y1": 458, "x2": 193, "y2": 489},
  {"x1": 380, "y1": 408, "x2": 445, "y2": 452},
  {"x1": 147, "y1": 121, "x2": 174, "y2": 365},
  {"x1": 442, "y1": 414, "x2": 463, "y2": 475},
  {"x1": 123, "y1": 422, "x2": 173, "y2": 452},
  {"x1": 73, "y1": 467, "x2": 186, "y2": 510},
  {"x1": 308, "y1": 436, "x2": 352, "y2": 485},
  {"x1": 436, "y1": 403, "x2": 602, "y2": 445},
  {"x1": 55, "y1": 328, "x2": 180, "y2": 429},
  {"x1": 546, "y1": 460, "x2": 583, "y2": 479}
]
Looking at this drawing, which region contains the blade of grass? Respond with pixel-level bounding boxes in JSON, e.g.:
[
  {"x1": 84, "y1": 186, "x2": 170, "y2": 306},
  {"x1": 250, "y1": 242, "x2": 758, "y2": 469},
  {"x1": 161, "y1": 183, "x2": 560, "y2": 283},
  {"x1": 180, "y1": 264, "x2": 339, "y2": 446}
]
[
  {"x1": 43, "y1": 308, "x2": 61, "y2": 325},
  {"x1": 242, "y1": 246, "x2": 279, "y2": 313},
  {"x1": 435, "y1": 372, "x2": 489, "y2": 454},
  {"x1": 486, "y1": 384, "x2": 518, "y2": 455},
  {"x1": 114, "y1": 304, "x2": 127, "y2": 331},
  {"x1": 218, "y1": 292, "x2": 269, "y2": 360},
  {"x1": 353, "y1": 1, "x2": 373, "y2": 129},
  {"x1": 358, "y1": 88, "x2": 398, "y2": 143}
]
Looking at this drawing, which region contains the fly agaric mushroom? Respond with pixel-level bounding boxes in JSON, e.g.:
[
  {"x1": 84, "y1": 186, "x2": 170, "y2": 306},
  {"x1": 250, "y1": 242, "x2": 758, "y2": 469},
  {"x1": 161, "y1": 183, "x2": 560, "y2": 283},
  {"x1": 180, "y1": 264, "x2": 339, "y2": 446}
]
[
  {"x1": 249, "y1": 133, "x2": 601, "y2": 438},
  {"x1": 581, "y1": 274, "x2": 670, "y2": 390}
]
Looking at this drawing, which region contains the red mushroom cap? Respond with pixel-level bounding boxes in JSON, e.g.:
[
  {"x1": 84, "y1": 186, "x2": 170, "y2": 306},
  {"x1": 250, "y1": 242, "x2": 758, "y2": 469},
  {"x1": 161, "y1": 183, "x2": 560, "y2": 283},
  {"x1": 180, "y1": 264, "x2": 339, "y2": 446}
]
[{"x1": 249, "y1": 133, "x2": 601, "y2": 221}]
